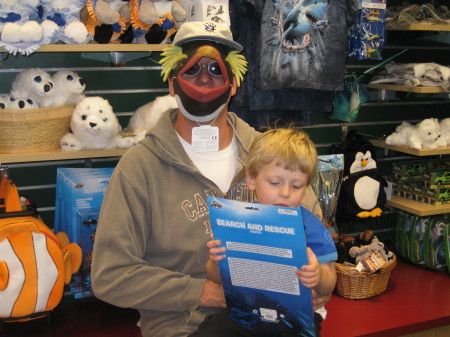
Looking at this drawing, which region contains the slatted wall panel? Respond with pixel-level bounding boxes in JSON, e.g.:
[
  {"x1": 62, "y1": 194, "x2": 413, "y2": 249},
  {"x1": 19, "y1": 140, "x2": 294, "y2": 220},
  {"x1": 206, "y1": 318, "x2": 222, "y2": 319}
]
[{"x1": 0, "y1": 26, "x2": 449, "y2": 240}]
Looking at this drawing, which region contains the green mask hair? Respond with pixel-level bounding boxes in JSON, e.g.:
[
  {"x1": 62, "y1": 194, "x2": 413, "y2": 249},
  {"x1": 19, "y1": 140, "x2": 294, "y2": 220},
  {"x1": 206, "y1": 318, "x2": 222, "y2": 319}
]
[
  {"x1": 225, "y1": 51, "x2": 247, "y2": 87},
  {"x1": 159, "y1": 45, "x2": 188, "y2": 82},
  {"x1": 159, "y1": 45, "x2": 248, "y2": 86}
]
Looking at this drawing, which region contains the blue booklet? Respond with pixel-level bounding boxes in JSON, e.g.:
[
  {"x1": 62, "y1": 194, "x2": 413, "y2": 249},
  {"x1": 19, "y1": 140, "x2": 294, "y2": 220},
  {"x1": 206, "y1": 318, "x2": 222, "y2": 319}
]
[{"x1": 207, "y1": 196, "x2": 315, "y2": 337}]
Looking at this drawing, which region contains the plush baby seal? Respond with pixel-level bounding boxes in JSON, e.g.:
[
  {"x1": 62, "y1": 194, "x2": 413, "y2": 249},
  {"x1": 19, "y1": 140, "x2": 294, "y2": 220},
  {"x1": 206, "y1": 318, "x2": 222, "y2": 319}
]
[
  {"x1": 10, "y1": 68, "x2": 54, "y2": 107},
  {"x1": 125, "y1": 94, "x2": 177, "y2": 142},
  {"x1": 60, "y1": 96, "x2": 136, "y2": 150},
  {"x1": 41, "y1": 70, "x2": 86, "y2": 107}
]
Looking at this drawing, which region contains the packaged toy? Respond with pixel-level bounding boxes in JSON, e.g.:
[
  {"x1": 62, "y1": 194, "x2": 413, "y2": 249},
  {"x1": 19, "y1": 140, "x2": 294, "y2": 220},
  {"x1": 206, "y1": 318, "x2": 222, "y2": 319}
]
[
  {"x1": 424, "y1": 217, "x2": 448, "y2": 271},
  {"x1": 348, "y1": 0, "x2": 386, "y2": 60},
  {"x1": 54, "y1": 168, "x2": 114, "y2": 299},
  {"x1": 444, "y1": 222, "x2": 450, "y2": 273}
]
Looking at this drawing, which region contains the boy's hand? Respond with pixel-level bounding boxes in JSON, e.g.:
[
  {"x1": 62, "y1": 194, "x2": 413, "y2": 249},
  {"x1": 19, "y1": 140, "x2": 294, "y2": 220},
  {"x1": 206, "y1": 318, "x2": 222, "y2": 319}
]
[
  {"x1": 296, "y1": 247, "x2": 320, "y2": 289},
  {"x1": 207, "y1": 239, "x2": 227, "y2": 264}
]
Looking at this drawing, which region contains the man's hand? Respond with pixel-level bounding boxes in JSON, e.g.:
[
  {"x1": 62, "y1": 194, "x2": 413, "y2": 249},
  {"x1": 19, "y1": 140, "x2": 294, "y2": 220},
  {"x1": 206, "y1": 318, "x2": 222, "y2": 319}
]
[{"x1": 198, "y1": 280, "x2": 226, "y2": 308}]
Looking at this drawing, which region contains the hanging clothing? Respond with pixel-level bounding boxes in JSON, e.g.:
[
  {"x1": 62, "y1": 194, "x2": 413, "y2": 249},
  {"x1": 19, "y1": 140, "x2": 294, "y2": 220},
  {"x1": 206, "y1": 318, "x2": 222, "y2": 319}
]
[
  {"x1": 259, "y1": 0, "x2": 358, "y2": 91},
  {"x1": 229, "y1": 0, "x2": 340, "y2": 128}
]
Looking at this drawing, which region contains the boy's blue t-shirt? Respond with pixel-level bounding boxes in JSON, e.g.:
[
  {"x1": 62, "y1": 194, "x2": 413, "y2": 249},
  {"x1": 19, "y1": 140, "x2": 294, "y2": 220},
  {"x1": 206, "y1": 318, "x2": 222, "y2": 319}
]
[
  {"x1": 300, "y1": 205, "x2": 337, "y2": 264},
  {"x1": 250, "y1": 201, "x2": 337, "y2": 264}
]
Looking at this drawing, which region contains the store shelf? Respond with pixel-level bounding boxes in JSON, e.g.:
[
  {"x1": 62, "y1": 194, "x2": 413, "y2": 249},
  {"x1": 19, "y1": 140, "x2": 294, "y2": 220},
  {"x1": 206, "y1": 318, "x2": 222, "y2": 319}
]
[
  {"x1": 365, "y1": 83, "x2": 448, "y2": 93},
  {"x1": 0, "y1": 148, "x2": 128, "y2": 164},
  {"x1": 371, "y1": 139, "x2": 450, "y2": 156},
  {"x1": 387, "y1": 195, "x2": 450, "y2": 216},
  {"x1": 386, "y1": 23, "x2": 450, "y2": 31},
  {"x1": 0, "y1": 43, "x2": 169, "y2": 53}
]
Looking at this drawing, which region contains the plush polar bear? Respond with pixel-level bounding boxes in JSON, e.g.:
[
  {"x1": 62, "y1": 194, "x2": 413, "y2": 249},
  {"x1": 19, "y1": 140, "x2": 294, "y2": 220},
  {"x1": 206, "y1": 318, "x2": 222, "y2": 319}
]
[
  {"x1": 125, "y1": 94, "x2": 177, "y2": 142},
  {"x1": 10, "y1": 68, "x2": 54, "y2": 107},
  {"x1": 385, "y1": 118, "x2": 447, "y2": 150},
  {"x1": 440, "y1": 118, "x2": 450, "y2": 146},
  {"x1": 60, "y1": 96, "x2": 137, "y2": 151},
  {"x1": 41, "y1": 70, "x2": 86, "y2": 107}
]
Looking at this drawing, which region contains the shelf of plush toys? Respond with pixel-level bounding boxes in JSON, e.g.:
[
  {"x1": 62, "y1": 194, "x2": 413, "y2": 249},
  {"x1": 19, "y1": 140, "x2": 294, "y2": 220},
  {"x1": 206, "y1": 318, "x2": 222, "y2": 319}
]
[
  {"x1": 371, "y1": 139, "x2": 450, "y2": 156},
  {"x1": 387, "y1": 195, "x2": 450, "y2": 216},
  {"x1": 365, "y1": 83, "x2": 448, "y2": 93},
  {"x1": 0, "y1": 43, "x2": 169, "y2": 53},
  {"x1": 386, "y1": 23, "x2": 450, "y2": 31},
  {"x1": 0, "y1": 148, "x2": 128, "y2": 164}
]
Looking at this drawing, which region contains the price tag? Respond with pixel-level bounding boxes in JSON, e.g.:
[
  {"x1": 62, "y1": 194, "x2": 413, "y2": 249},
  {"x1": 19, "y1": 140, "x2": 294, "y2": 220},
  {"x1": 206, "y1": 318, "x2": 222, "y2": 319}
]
[{"x1": 192, "y1": 125, "x2": 219, "y2": 152}]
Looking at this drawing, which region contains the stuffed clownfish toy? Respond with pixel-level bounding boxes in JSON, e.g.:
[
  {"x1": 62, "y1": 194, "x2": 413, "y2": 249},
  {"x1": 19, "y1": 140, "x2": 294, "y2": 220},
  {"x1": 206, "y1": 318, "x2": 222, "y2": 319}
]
[{"x1": 0, "y1": 216, "x2": 81, "y2": 319}]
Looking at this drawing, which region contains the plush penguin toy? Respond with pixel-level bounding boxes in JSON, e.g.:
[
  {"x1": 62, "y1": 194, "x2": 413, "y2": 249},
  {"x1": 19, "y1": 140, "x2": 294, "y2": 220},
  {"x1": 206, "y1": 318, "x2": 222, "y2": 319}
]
[{"x1": 336, "y1": 131, "x2": 388, "y2": 220}]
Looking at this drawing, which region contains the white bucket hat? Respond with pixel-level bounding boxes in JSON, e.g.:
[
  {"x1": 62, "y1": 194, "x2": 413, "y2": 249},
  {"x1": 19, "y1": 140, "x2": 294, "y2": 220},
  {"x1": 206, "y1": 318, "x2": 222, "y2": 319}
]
[{"x1": 173, "y1": 22, "x2": 243, "y2": 52}]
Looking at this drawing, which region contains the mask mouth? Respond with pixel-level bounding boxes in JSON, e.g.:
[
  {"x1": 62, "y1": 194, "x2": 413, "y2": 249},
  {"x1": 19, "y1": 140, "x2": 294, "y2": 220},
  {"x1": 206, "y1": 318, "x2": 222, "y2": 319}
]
[{"x1": 174, "y1": 95, "x2": 226, "y2": 123}]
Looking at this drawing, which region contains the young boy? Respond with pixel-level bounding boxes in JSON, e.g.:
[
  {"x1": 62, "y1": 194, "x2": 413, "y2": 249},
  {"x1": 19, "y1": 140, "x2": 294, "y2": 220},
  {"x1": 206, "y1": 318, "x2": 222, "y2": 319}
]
[{"x1": 201, "y1": 128, "x2": 337, "y2": 337}]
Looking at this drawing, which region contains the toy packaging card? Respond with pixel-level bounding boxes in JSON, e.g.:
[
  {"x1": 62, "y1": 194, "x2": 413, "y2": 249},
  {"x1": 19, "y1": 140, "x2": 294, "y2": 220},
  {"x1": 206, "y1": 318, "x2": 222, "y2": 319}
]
[
  {"x1": 395, "y1": 211, "x2": 407, "y2": 254},
  {"x1": 392, "y1": 160, "x2": 427, "y2": 181},
  {"x1": 180, "y1": 0, "x2": 230, "y2": 27},
  {"x1": 444, "y1": 223, "x2": 450, "y2": 273},
  {"x1": 207, "y1": 196, "x2": 316, "y2": 336},
  {"x1": 409, "y1": 216, "x2": 430, "y2": 266},
  {"x1": 424, "y1": 217, "x2": 448, "y2": 271},
  {"x1": 70, "y1": 209, "x2": 99, "y2": 299},
  {"x1": 402, "y1": 213, "x2": 418, "y2": 259},
  {"x1": 54, "y1": 167, "x2": 114, "y2": 298},
  {"x1": 423, "y1": 187, "x2": 450, "y2": 205},
  {"x1": 348, "y1": 0, "x2": 386, "y2": 60},
  {"x1": 423, "y1": 169, "x2": 450, "y2": 189},
  {"x1": 311, "y1": 154, "x2": 343, "y2": 238}
]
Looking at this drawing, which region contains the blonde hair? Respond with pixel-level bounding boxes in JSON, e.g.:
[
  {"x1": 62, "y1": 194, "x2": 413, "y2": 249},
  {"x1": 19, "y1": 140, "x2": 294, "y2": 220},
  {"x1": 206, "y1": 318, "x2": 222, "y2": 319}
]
[{"x1": 246, "y1": 128, "x2": 317, "y2": 184}]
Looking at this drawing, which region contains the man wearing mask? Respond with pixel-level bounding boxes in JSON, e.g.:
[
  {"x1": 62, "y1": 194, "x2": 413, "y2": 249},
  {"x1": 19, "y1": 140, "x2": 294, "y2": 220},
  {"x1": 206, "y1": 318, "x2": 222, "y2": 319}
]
[{"x1": 92, "y1": 21, "x2": 326, "y2": 337}]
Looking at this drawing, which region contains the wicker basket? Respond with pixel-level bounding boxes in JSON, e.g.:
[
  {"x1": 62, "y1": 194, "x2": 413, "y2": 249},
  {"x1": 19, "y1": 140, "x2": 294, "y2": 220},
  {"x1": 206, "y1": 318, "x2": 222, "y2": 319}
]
[
  {"x1": 0, "y1": 105, "x2": 73, "y2": 153},
  {"x1": 335, "y1": 254, "x2": 397, "y2": 299}
]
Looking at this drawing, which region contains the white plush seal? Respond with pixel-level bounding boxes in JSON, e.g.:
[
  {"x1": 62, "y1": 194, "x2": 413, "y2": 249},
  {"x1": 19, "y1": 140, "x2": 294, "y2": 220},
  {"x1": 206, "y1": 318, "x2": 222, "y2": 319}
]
[
  {"x1": 10, "y1": 68, "x2": 54, "y2": 107},
  {"x1": 125, "y1": 94, "x2": 177, "y2": 142},
  {"x1": 60, "y1": 96, "x2": 136, "y2": 150},
  {"x1": 41, "y1": 70, "x2": 86, "y2": 107}
]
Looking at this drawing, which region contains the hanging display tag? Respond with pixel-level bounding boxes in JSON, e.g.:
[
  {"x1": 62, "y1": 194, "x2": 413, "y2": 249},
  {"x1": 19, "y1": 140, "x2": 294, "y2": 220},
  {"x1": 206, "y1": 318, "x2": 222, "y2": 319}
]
[{"x1": 192, "y1": 125, "x2": 219, "y2": 152}]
